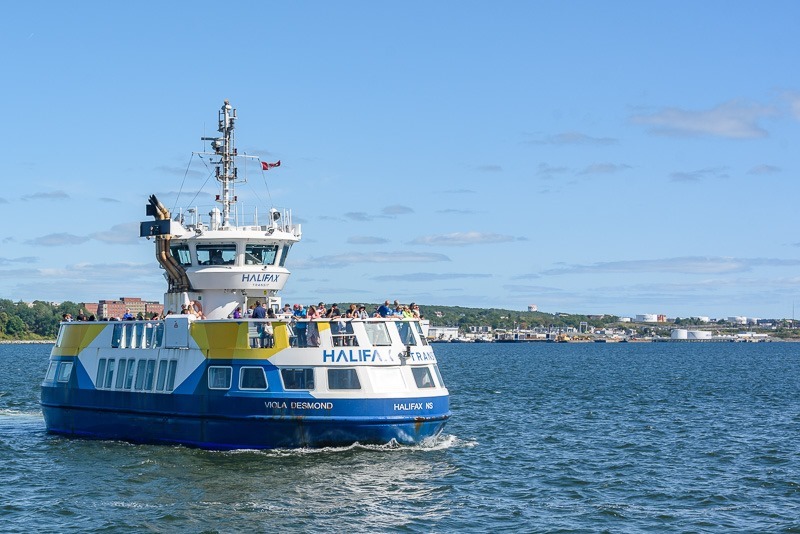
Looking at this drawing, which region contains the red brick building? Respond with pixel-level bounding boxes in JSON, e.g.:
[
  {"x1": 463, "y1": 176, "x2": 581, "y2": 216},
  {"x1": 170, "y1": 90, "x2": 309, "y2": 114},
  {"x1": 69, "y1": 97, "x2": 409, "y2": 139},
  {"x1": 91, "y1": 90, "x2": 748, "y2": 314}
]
[{"x1": 83, "y1": 297, "x2": 164, "y2": 320}]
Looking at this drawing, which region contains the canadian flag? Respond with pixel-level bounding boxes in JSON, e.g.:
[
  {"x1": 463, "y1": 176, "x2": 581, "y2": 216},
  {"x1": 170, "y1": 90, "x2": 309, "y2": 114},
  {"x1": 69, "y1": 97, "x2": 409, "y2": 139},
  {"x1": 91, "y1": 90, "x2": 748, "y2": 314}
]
[{"x1": 261, "y1": 160, "x2": 281, "y2": 170}]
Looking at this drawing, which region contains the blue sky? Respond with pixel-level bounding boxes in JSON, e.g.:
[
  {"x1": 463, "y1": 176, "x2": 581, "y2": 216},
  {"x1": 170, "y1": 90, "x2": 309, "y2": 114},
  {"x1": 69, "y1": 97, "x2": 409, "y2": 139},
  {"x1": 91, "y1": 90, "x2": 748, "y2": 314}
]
[{"x1": 2, "y1": 1, "x2": 799, "y2": 319}]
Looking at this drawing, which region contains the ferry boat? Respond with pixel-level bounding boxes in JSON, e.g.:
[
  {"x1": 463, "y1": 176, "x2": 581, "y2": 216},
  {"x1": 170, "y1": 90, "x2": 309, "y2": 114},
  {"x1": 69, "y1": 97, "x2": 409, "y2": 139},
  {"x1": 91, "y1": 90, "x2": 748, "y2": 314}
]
[{"x1": 40, "y1": 101, "x2": 450, "y2": 449}]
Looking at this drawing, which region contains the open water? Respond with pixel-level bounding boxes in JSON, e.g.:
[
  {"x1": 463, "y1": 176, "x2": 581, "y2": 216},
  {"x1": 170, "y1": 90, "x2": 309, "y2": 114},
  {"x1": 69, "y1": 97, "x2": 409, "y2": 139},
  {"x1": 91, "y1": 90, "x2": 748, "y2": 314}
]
[{"x1": 1, "y1": 341, "x2": 798, "y2": 533}]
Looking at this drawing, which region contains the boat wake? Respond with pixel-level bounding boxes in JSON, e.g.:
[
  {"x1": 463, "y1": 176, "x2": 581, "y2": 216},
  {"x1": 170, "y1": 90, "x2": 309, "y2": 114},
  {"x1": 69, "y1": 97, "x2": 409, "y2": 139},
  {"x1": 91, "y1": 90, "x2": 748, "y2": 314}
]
[
  {"x1": 225, "y1": 433, "x2": 470, "y2": 456},
  {"x1": 0, "y1": 408, "x2": 43, "y2": 419}
]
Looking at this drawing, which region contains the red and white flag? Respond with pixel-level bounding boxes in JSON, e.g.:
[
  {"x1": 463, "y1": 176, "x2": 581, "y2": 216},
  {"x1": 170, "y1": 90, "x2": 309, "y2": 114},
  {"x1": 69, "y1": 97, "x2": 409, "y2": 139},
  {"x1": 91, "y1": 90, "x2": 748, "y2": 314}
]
[{"x1": 261, "y1": 160, "x2": 281, "y2": 170}]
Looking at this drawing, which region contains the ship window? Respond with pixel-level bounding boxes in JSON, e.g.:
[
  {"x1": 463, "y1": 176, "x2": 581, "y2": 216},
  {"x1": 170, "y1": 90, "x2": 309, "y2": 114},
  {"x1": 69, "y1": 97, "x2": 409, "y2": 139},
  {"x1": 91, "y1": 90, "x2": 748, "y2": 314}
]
[
  {"x1": 413, "y1": 321, "x2": 429, "y2": 346},
  {"x1": 166, "y1": 360, "x2": 178, "y2": 391},
  {"x1": 124, "y1": 359, "x2": 136, "y2": 389},
  {"x1": 125, "y1": 324, "x2": 136, "y2": 348},
  {"x1": 278, "y1": 244, "x2": 291, "y2": 267},
  {"x1": 197, "y1": 244, "x2": 237, "y2": 265},
  {"x1": 411, "y1": 367, "x2": 435, "y2": 389},
  {"x1": 328, "y1": 368, "x2": 361, "y2": 390},
  {"x1": 134, "y1": 360, "x2": 147, "y2": 389},
  {"x1": 104, "y1": 359, "x2": 116, "y2": 388},
  {"x1": 331, "y1": 321, "x2": 357, "y2": 347},
  {"x1": 281, "y1": 368, "x2": 315, "y2": 390},
  {"x1": 208, "y1": 366, "x2": 232, "y2": 390},
  {"x1": 170, "y1": 243, "x2": 192, "y2": 266},
  {"x1": 240, "y1": 366, "x2": 268, "y2": 390},
  {"x1": 367, "y1": 367, "x2": 405, "y2": 392},
  {"x1": 112, "y1": 323, "x2": 123, "y2": 348},
  {"x1": 396, "y1": 322, "x2": 416, "y2": 345},
  {"x1": 96, "y1": 358, "x2": 107, "y2": 387},
  {"x1": 143, "y1": 360, "x2": 156, "y2": 390},
  {"x1": 364, "y1": 322, "x2": 392, "y2": 346},
  {"x1": 154, "y1": 322, "x2": 164, "y2": 348},
  {"x1": 245, "y1": 244, "x2": 279, "y2": 266},
  {"x1": 45, "y1": 362, "x2": 58, "y2": 382},
  {"x1": 115, "y1": 359, "x2": 128, "y2": 389},
  {"x1": 433, "y1": 364, "x2": 445, "y2": 388},
  {"x1": 155, "y1": 360, "x2": 168, "y2": 391},
  {"x1": 57, "y1": 362, "x2": 73, "y2": 382}
]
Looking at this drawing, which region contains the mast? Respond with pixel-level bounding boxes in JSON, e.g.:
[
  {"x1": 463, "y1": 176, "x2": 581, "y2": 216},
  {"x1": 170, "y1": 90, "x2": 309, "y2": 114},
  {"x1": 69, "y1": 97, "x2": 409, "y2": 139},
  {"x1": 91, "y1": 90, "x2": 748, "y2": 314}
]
[{"x1": 202, "y1": 100, "x2": 238, "y2": 227}]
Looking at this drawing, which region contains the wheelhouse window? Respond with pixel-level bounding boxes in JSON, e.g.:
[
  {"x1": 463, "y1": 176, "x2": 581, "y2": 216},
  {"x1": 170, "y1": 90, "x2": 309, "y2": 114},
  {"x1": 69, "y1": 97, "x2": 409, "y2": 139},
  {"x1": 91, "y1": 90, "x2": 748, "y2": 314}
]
[
  {"x1": 411, "y1": 366, "x2": 435, "y2": 388},
  {"x1": 197, "y1": 244, "x2": 236, "y2": 265},
  {"x1": 328, "y1": 368, "x2": 361, "y2": 390},
  {"x1": 57, "y1": 362, "x2": 73, "y2": 382},
  {"x1": 281, "y1": 368, "x2": 315, "y2": 390},
  {"x1": 364, "y1": 322, "x2": 392, "y2": 346},
  {"x1": 245, "y1": 244, "x2": 279, "y2": 266},
  {"x1": 240, "y1": 366, "x2": 268, "y2": 390},
  {"x1": 208, "y1": 366, "x2": 232, "y2": 390},
  {"x1": 170, "y1": 243, "x2": 192, "y2": 266},
  {"x1": 278, "y1": 245, "x2": 291, "y2": 267}
]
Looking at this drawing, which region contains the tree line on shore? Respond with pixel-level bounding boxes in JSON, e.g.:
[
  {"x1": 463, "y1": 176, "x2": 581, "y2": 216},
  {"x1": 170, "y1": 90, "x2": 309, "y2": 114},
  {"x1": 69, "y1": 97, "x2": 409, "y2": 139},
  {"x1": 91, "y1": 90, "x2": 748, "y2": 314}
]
[{"x1": 4, "y1": 298, "x2": 791, "y2": 341}]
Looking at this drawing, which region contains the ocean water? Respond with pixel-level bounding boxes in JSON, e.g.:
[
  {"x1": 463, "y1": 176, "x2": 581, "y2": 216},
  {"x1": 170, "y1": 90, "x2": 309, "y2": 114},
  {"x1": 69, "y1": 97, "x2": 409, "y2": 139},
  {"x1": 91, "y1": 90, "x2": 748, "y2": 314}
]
[{"x1": 1, "y1": 341, "x2": 799, "y2": 533}]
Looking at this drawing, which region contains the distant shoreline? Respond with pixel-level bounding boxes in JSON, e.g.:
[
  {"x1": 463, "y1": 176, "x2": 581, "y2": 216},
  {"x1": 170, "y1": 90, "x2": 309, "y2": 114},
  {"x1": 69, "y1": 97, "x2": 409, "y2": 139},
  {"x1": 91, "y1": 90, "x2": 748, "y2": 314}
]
[{"x1": 0, "y1": 340, "x2": 55, "y2": 344}]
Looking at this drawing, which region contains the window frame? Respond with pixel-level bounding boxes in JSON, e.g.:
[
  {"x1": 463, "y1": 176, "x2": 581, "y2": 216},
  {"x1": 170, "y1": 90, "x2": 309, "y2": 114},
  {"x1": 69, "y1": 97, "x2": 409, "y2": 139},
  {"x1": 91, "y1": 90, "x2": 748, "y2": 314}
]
[
  {"x1": 56, "y1": 362, "x2": 73, "y2": 382},
  {"x1": 280, "y1": 367, "x2": 315, "y2": 390},
  {"x1": 208, "y1": 366, "x2": 233, "y2": 390},
  {"x1": 239, "y1": 366, "x2": 268, "y2": 390},
  {"x1": 411, "y1": 366, "x2": 436, "y2": 389},
  {"x1": 327, "y1": 368, "x2": 362, "y2": 390}
]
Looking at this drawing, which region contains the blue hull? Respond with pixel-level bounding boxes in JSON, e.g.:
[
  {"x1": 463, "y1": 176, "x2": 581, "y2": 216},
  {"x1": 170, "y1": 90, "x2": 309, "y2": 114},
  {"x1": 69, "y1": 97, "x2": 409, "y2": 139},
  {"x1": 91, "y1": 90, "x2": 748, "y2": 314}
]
[{"x1": 41, "y1": 386, "x2": 450, "y2": 449}]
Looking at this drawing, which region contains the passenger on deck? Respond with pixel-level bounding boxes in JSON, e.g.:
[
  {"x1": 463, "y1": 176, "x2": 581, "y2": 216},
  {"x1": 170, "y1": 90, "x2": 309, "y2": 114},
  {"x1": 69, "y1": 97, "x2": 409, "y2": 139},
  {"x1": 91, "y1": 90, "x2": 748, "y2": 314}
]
[
  {"x1": 355, "y1": 305, "x2": 368, "y2": 319},
  {"x1": 377, "y1": 300, "x2": 392, "y2": 318},
  {"x1": 232, "y1": 307, "x2": 242, "y2": 319},
  {"x1": 122, "y1": 309, "x2": 134, "y2": 320},
  {"x1": 292, "y1": 304, "x2": 308, "y2": 347},
  {"x1": 252, "y1": 301, "x2": 266, "y2": 319},
  {"x1": 192, "y1": 300, "x2": 205, "y2": 319}
]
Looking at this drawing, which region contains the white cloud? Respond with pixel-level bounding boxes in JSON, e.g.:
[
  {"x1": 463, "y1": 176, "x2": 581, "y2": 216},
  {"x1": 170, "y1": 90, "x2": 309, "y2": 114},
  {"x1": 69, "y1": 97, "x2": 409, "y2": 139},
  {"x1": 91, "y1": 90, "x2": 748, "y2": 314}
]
[
  {"x1": 347, "y1": 236, "x2": 389, "y2": 245},
  {"x1": 297, "y1": 251, "x2": 451, "y2": 268},
  {"x1": 409, "y1": 232, "x2": 517, "y2": 246},
  {"x1": 539, "y1": 256, "x2": 800, "y2": 276},
  {"x1": 381, "y1": 205, "x2": 414, "y2": 215},
  {"x1": 21, "y1": 190, "x2": 70, "y2": 201},
  {"x1": 631, "y1": 100, "x2": 776, "y2": 139},
  {"x1": 373, "y1": 272, "x2": 491, "y2": 282},
  {"x1": 25, "y1": 233, "x2": 90, "y2": 246},
  {"x1": 528, "y1": 131, "x2": 618, "y2": 146},
  {"x1": 747, "y1": 164, "x2": 780, "y2": 175}
]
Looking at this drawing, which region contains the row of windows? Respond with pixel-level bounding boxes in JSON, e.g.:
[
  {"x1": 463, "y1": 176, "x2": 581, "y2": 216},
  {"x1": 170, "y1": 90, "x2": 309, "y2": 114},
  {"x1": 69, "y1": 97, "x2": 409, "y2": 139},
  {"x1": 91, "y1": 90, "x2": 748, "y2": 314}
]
[
  {"x1": 208, "y1": 365, "x2": 441, "y2": 392},
  {"x1": 55, "y1": 318, "x2": 428, "y2": 351},
  {"x1": 171, "y1": 243, "x2": 290, "y2": 267},
  {"x1": 96, "y1": 357, "x2": 178, "y2": 392},
  {"x1": 111, "y1": 323, "x2": 164, "y2": 349}
]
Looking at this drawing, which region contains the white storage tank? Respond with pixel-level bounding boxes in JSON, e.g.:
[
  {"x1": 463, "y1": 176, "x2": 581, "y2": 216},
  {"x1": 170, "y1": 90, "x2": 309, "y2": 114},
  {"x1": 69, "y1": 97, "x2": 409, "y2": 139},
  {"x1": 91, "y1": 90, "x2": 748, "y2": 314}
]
[
  {"x1": 671, "y1": 329, "x2": 688, "y2": 340},
  {"x1": 687, "y1": 330, "x2": 712, "y2": 340}
]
